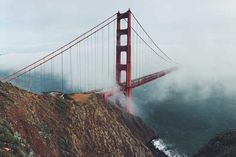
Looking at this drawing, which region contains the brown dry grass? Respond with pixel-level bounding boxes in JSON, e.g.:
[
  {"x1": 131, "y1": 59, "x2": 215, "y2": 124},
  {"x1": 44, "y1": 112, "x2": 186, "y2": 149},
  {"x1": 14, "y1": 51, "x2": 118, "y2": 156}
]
[{"x1": 65, "y1": 93, "x2": 91, "y2": 104}]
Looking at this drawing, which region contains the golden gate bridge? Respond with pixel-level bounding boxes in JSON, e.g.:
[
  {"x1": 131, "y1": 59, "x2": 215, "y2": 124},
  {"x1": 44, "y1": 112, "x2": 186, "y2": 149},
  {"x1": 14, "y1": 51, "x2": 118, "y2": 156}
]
[{"x1": 1, "y1": 10, "x2": 178, "y2": 113}]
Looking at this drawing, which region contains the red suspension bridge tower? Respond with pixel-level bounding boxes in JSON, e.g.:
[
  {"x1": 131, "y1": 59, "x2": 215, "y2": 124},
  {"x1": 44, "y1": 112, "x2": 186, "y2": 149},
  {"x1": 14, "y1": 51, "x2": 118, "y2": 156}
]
[{"x1": 116, "y1": 10, "x2": 132, "y2": 113}]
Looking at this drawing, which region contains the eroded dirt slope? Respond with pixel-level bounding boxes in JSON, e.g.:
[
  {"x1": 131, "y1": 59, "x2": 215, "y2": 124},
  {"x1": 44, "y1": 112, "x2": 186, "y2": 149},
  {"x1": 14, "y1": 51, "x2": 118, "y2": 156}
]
[{"x1": 0, "y1": 82, "x2": 157, "y2": 157}]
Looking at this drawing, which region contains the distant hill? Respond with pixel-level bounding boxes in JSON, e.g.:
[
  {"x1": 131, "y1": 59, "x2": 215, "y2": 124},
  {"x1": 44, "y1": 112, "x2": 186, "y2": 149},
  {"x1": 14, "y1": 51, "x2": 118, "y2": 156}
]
[{"x1": 193, "y1": 129, "x2": 236, "y2": 157}]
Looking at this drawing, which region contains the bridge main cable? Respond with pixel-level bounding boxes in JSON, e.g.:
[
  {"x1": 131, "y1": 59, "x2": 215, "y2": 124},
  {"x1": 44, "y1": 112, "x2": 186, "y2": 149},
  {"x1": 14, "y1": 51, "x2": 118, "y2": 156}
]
[
  {"x1": 1, "y1": 13, "x2": 117, "y2": 82},
  {"x1": 131, "y1": 11, "x2": 176, "y2": 63},
  {"x1": 129, "y1": 22, "x2": 171, "y2": 63},
  {"x1": 6, "y1": 18, "x2": 117, "y2": 82}
]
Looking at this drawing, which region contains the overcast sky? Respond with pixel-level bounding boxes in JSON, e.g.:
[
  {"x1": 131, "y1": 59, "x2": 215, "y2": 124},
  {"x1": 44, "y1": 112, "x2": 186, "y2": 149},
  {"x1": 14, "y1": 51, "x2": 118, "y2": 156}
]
[{"x1": 1, "y1": 0, "x2": 236, "y2": 81}]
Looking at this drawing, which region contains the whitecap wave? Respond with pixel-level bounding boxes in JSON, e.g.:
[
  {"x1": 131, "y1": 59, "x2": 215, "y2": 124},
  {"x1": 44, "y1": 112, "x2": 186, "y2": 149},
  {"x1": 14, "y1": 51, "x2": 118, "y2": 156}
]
[{"x1": 152, "y1": 139, "x2": 188, "y2": 157}]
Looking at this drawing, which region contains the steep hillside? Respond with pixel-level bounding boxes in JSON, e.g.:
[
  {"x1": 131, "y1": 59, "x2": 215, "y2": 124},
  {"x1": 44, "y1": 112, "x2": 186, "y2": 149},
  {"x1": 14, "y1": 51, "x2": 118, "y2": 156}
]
[{"x1": 0, "y1": 82, "x2": 162, "y2": 157}]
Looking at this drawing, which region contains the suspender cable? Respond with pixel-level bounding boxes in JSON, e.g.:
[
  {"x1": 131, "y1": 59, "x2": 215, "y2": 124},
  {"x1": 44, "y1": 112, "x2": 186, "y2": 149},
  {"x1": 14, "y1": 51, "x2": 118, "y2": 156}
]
[
  {"x1": 76, "y1": 44, "x2": 79, "y2": 92},
  {"x1": 43, "y1": 64, "x2": 45, "y2": 91},
  {"x1": 79, "y1": 44, "x2": 81, "y2": 91},
  {"x1": 87, "y1": 36, "x2": 90, "y2": 90},
  {"x1": 131, "y1": 26, "x2": 171, "y2": 63},
  {"x1": 113, "y1": 20, "x2": 116, "y2": 81},
  {"x1": 102, "y1": 28, "x2": 104, "y2": 86},
  {"x1": 135, "y1": 22, "x2": 138, "y2": 79},
  {"x1": 28, "y1": 71, "x2": 30, "y2": 91},
  {"x1": 108, "y1": 23, "x2": 110, "y2": 84},
  {"x1": 131, "y1": 12, "x2": 175, "y2": 63},
  {"x1": 61, "y1": 52, "x2": 64, "y2": 92},
  {"x1": 89, "y1": 36, "x2": 91, "y2": 91},
  {"x1": 93, "y1": 34, "x2": 96, "y2": 90},
  {"x1": 92, "y1": 33, "x2": 95, "y2": 89},
  {"x1": 1, "y1": 13, "x2": 117, "y2": 82},
  {"x1": 87, "y1": 38, "x2": 89, "y2": 91},
  {"x1": 86, "y1": 39, "x2": 88, "y2": 91},
  {"x1": 6, "y1": 18, "x2": 117, "y2": 82},
  {"x1": 95, "y1": 32, "x2": 97, "y2": 89},
  {"x1": 51, "y1": 59, "x2": 53, "y2": 91},
  {"x1": 123, "y1": 18, "x2": 171, "y2": 64},
  {"x1": 90, "y1": 35, "x2": 93, "y2": 90},
  {"x1": 70, "y1": 48, "x2": 73, "y2": 92},
  {"x1": 88, "y1": 38, "x2": 90, "y2": 91},
  {"x1": 40, "y1": 64, "x2": 42, "y2": 92},
  {"x1": 29, "y1": 71, "x2": 32, "y2": 91},
  {"x1": 138, "y1": 29, "x2": 141, "y2": 78}
]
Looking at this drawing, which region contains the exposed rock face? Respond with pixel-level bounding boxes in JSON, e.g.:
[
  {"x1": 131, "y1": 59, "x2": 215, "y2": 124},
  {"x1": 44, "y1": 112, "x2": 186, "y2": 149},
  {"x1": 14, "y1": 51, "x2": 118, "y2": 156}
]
[
  {"x1": 193, "y1": 129, "x2": 236, "y2": 157},
  {"x1": 0, "y1": 82, "x2": 160, "y2": 157}
]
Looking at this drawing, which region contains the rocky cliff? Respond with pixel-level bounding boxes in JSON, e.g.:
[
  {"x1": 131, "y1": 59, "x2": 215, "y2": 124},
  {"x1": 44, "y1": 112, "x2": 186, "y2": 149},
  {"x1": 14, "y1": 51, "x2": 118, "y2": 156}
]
[
  {"x1": 193, "y1": 129, "x2": 236, "y2": 157},
  {"x1": 0, "y1": 82, "x2": 164, "y2": 157}
]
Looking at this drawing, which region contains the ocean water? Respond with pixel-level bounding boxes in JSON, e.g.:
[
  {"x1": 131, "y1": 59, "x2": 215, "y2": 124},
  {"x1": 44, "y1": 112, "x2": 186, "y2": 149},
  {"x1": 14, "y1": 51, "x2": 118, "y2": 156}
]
[{"x1": 133, "y1": 79, "x2": 236, "y2": 156}]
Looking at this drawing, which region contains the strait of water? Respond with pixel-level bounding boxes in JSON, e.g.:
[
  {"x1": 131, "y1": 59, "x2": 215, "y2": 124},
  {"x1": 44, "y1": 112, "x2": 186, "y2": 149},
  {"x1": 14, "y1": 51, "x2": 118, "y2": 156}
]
[{"x1": 133, "y1": 79, "x2": 236, "y2": 156}]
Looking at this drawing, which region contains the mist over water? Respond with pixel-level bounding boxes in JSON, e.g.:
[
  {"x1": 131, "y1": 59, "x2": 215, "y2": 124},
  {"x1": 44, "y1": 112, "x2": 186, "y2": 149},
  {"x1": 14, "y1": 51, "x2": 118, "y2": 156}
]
[{"x1": 133, "y1": 67, "x2": 236, "y2": 156}]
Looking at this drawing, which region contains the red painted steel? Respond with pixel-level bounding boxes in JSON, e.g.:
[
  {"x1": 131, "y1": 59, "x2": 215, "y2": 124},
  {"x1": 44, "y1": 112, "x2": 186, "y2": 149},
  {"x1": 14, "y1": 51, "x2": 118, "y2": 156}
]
[
  {"x1": 116, "y1": 10, "x2": 132, "y2": 113},
  {"x1": 130, "y1": 67, "x2": 177, "y2": 89}
]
